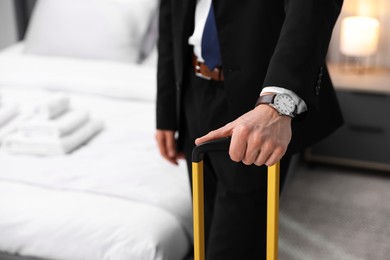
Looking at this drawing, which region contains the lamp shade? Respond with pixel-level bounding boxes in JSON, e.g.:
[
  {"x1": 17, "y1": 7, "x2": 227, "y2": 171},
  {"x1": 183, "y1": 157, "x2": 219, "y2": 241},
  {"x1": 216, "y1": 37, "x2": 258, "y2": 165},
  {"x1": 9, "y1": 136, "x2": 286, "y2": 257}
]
[{"x1": 340, "y1": 16, "x2": 380, "y2": 57}]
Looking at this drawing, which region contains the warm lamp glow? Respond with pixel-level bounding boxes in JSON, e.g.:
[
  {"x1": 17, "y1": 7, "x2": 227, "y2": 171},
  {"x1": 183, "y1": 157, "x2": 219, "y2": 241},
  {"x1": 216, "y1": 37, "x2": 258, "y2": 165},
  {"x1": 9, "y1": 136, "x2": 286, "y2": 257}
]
[
  {"x1": 340, "y1": 16, "x2": 380, "y2": 57},
  {"x1": 357, "y1": 0, "x2": 379, "y2": 17}
]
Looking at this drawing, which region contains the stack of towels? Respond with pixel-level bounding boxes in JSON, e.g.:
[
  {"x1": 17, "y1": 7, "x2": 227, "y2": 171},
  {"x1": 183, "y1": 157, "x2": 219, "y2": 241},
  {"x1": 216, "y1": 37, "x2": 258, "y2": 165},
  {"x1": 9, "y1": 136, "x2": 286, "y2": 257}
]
[{"x1": 2, "y1": 94, "x2": 104, "y2": 156}]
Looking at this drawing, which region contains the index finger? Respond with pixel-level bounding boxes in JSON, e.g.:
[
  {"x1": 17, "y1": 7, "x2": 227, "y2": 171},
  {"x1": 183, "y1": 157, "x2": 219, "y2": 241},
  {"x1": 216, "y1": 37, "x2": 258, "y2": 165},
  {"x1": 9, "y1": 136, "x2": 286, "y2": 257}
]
[{"x1": 195, "y1": 123, "x2": 233, "y2": 145}]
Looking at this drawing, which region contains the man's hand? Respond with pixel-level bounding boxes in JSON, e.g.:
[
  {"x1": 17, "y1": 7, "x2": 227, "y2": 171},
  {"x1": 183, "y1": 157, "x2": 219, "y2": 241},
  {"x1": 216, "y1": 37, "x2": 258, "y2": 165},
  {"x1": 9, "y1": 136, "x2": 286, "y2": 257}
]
[
  {"x1": 195, "y1": 105, "x2": 292, "y2": 166},
  {"x1": 155, "y1": 130, "x2": 184, "y2": 165}
]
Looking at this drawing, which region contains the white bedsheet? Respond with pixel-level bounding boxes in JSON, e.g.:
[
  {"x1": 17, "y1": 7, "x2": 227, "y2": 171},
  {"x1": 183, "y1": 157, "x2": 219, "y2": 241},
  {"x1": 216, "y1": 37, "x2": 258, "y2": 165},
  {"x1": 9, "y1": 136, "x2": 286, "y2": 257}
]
[{"x1": 0, "y1": 44, "x2": 192, "y2": 260}]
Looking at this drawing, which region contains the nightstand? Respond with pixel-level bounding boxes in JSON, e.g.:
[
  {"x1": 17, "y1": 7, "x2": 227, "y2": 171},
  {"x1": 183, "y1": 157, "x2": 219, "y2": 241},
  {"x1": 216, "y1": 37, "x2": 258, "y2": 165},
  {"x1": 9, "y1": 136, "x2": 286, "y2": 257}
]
[{"x1": 305, "y1": 64, "x2": 390, "y2": 172}]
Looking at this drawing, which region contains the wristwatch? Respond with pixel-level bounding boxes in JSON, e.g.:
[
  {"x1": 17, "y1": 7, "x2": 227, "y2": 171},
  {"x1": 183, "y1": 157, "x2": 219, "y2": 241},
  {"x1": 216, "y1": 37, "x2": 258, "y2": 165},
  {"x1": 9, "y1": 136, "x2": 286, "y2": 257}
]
[{"x1": 255, "y1": 93, "x2": 296, "y2": 118}]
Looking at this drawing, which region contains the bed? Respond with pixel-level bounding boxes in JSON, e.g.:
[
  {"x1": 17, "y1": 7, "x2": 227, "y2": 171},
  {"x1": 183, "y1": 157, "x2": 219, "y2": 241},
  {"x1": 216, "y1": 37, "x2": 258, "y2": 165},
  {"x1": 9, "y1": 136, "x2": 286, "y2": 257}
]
[{"x1": 0, "y1": 1, "x2": 193, "y2": 260}]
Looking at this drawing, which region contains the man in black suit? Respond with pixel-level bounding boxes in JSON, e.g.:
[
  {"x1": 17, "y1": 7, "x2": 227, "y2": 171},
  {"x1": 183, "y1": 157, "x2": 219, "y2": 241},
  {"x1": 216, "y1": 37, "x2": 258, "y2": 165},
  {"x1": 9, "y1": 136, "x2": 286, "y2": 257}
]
[{"x1": 156, "y1": 0, "x2": 344, "y2": 258}]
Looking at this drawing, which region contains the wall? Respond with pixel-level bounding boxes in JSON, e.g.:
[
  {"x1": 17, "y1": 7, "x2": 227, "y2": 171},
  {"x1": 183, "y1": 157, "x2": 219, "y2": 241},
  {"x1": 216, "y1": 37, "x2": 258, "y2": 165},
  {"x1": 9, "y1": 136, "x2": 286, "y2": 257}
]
[
  {"x1": 0, "y1": 0, "x2": 18, "y2": 50},
  {"x1": 328, "y1": 0, "x2": 390, "y2": 68}
]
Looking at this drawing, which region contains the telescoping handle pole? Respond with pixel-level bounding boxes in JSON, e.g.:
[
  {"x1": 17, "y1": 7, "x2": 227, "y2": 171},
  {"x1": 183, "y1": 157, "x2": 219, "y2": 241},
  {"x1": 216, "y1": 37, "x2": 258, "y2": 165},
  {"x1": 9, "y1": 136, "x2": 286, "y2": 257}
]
[
  {"x1": 267, "y1": 162, "x2": 280, "y2": 260},
  {"x1": 191, "y1": 137, "x2": 280, "y2": 260},
  {"x1": 191, "y1": 137, "x2": 231, "y2": 260}
]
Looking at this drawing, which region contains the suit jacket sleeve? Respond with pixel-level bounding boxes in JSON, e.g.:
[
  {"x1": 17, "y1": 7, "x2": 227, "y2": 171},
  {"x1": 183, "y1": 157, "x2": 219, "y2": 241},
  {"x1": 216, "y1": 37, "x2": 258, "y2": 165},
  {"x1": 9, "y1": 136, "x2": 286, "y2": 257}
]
[
  {"x1": 263, "y1": 0, "x2": 343, "y2": 111},
  {"x1": 156, "y1": 0, "x2": 177, "y2": 130}
]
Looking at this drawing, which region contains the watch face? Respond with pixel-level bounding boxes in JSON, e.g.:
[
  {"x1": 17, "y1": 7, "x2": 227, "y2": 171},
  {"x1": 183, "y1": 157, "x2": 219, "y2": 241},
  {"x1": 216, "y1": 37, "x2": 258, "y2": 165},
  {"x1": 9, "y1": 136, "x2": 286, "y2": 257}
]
[{"x1": 274, "y1": 94, "x2": 295, "y2": 115}]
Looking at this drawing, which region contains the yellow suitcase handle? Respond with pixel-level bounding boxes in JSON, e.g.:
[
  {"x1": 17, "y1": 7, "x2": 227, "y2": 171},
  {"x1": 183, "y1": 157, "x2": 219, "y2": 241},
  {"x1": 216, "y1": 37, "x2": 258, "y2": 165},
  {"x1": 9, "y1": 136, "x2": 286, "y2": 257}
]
[{"x1": 192, "y1": 137, "x2": 280, "y2": 260}]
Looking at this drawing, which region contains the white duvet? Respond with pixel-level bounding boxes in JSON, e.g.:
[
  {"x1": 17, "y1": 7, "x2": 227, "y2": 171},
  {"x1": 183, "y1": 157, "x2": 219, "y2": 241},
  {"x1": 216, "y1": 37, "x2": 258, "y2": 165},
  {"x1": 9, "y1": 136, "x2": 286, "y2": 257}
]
[
  {"x1": 0, "y1": 43, "x2": 157, "y2": 101},
  {"x1": 0, "y1": 45, "x2": 192, "y2": 260}
]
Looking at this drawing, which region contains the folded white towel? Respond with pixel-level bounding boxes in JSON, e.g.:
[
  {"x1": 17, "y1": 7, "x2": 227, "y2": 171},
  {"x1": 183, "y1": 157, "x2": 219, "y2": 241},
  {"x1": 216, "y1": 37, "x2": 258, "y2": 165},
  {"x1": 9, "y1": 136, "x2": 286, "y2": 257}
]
[
  {"x1": 3, "y1": 119, "x2": 104, "y2": 156},
  {"x1": 35, "y1": 94, "x2": 70, "y2": 119},
  {"x1": 18, "y1": 110, "x2": 90, "y2": 138},
  {"x1": 0, "y1": 115, "x2": 30, "y2": 145},
  {"x1": 0, "y1": 104, "x2": 18, "y2": 128}
]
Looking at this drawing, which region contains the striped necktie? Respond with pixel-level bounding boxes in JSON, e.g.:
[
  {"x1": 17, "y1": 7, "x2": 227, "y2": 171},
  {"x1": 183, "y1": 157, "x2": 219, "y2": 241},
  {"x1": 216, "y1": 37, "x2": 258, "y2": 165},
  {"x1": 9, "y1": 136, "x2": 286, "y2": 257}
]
[{"x1": 201, "y1": 4, "x2": 221, "y2": 70}]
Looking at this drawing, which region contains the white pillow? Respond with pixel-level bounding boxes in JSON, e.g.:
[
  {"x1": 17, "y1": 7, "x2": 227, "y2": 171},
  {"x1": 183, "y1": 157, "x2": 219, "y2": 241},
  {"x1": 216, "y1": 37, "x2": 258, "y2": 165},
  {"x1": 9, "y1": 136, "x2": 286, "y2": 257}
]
[{"x1": 24, "y1": 0, "x2": 158, "y2": 63}]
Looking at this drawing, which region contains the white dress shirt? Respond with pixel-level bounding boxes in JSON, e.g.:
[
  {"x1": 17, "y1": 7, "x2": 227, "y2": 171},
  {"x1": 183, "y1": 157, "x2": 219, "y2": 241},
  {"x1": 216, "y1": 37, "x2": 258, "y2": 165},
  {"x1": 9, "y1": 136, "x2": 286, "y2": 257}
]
[
  {"x1": 188, "y1": 0, "x2": 212, "y2": 63},
  {"x1": 188, "y1": 0, "x2": 307, "y2": 114}
]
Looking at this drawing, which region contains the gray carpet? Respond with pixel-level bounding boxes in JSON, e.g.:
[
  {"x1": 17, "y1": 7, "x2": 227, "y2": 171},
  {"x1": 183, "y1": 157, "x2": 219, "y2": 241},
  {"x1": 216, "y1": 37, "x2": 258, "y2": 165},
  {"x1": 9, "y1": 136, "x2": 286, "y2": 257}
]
[{"x1": 279, "y1": 161, "x2": 390, "y2": 260}]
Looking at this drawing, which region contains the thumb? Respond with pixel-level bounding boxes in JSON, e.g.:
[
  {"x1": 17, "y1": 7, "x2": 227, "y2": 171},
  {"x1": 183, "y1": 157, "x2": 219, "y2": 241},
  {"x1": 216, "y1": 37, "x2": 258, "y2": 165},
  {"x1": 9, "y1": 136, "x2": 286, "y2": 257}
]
[{"x1": 195, "y1": 123, "x2": 233, "y2": 146}]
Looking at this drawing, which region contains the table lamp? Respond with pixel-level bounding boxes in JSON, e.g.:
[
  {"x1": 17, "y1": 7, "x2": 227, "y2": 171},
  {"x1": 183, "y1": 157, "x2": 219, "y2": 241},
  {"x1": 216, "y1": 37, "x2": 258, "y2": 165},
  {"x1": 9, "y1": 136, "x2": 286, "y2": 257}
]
[{"x1": 340, "y1": 16, "x2": 380, "y2": 73}]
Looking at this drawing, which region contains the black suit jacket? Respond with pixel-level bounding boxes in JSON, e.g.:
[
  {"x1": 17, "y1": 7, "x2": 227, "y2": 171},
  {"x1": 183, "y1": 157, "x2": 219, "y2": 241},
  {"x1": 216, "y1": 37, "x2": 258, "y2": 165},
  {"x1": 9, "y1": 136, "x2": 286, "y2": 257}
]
[{"x1": 157, "y1": 0, "x2": 344, "y2": 153}]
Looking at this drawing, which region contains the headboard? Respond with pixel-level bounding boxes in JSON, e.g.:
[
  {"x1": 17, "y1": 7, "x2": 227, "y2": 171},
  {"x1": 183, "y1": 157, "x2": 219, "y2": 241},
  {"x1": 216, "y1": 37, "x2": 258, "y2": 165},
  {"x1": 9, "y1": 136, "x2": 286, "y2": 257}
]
[{"x1": 14, "y1": 0, "x2": 37, "y2": 40}]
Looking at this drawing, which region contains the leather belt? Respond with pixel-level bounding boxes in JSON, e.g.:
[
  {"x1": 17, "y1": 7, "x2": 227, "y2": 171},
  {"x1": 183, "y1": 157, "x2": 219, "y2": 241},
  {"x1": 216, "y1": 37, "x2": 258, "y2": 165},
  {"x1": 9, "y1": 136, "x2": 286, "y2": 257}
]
[{"x1": 192, "y1": 54, "x2": 224, "y2": 81}]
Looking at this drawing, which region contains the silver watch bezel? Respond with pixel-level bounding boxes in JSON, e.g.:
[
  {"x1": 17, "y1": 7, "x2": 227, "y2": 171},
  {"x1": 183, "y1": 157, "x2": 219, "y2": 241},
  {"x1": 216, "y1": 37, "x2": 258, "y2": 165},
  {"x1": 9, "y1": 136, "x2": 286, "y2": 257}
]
[{"x1": 270, "y1": 93, "x2": 296, "y2": 118}]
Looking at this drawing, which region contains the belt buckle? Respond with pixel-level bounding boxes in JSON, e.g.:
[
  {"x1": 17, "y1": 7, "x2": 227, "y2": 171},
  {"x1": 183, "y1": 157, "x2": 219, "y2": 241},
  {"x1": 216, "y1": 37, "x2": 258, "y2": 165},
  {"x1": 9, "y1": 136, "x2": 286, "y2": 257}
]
[{"x1": 195, "y1": 64, "x2": 211, "y2": 80}]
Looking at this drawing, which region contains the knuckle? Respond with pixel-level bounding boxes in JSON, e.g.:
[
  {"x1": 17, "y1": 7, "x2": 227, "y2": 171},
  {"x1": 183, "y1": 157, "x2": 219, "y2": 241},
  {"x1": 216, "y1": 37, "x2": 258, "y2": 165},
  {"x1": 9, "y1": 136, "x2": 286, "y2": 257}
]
[
  {"x1": 268, "y1": 158, "x2": 278, "y2": 166},
  {"x1": 261, "y1": 141, "x2": 273, "y2": 154},
  {"x1": 237, "y1": 124, "x2": 250, "y2": 136},
  {"x1": 275, "y1": 145, "x2": 287, "y2": 156},
  {"x1": 254, "y1": 161, "x2": 263, "y2": 167},
  {"x1": 250, "y1": 135, "x2": 262, "y2": 147},
  {"x1": 268, "y1": 138, "x2": 284, "y2": 150},
  {"x1": 265, "y1": 161, "x2": 273, "y2": 167},
  {"x1": 242, "y1": 159, "x2": 253, "y2": 166},
  {"x1": 230, "y1": 154, "x2": 240, "y2": 162},
  {"x1": 254, "y1": 133, "x2": 266, "y2": 146},
  {"x1": 230, "y1": 156, "x2": 241, "y2": 163},
  {"x1": 254, "y1": 155, "x2": 265, "y2": 166},
  {"x1": 229, "y1": 151, "x2": 241, "y2": 162},
  {"x1": 208, "y1": 130, "x2": 217, "y2": 138},
  {"x1": 242, "y1": 152, "x2": 256, "y2": 165}
]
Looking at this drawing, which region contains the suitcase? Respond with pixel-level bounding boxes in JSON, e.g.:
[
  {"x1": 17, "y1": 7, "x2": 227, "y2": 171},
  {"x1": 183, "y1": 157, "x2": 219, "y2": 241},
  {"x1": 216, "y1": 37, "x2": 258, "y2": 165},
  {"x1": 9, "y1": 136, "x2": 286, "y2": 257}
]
[{"x1": 192, "y1": 137, "x2": 280, "y2": 260}]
